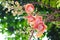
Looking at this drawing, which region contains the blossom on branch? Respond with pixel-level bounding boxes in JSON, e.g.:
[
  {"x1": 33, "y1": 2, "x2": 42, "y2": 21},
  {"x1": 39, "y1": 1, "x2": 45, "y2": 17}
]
[
  {"x1": 25, "y1": 3, "x2": 47, "y2": 38},
  {"x1": 26, "y1": 15, "x2": 47, "y2": 37}
]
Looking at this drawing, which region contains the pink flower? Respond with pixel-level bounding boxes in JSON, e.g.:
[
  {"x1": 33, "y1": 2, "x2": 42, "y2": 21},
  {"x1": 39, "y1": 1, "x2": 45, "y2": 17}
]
[
  {"x1": 26, "y1": 15, "x2": 47, "y2": 37},
  {"x1": 25, "y1": 4, "x2": 34, "y2": 14}
]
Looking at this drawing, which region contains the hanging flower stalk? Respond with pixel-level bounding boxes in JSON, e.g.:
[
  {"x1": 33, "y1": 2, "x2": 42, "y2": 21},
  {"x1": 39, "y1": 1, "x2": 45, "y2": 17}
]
[{"x1": 24, "y1": 3, "x2": 47, "y2": 38}]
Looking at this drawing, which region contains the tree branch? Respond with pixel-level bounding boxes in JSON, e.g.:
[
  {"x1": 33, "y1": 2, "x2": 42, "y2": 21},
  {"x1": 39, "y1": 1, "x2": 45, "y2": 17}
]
[
  {"x1": 31, "y1": 2, "x2": 60, "y2": 13},
  {"x1": 44, "y1": 11, "x2": 60, "y2": 22},
  {"x1": 30, "y1": 2, "x2": 60, "y2": 22},
  {"x1": 29, "y1": 30, "x2": 34, "y2": 40}
]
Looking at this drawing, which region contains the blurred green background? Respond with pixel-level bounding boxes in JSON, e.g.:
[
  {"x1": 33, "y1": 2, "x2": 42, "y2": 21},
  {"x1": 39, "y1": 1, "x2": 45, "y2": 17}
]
[{"x1": 0, "y1": 0, "x2": 60, "y2": 40}]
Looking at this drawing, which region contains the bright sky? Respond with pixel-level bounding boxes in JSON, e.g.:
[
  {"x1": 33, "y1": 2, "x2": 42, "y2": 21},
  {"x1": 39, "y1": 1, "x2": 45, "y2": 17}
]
[
  {"x1": 0, "y1": 33, "x2": 15, "y2": 40},
  {"x1": 0, "y1": 33, "x2": 6, "y2": 40},
  {"x1": 42, "y1": 36, "x2": 48, "y2": 40},
  {"x1": 0, "y1": 33, "x2": 48, "y2": 40}
]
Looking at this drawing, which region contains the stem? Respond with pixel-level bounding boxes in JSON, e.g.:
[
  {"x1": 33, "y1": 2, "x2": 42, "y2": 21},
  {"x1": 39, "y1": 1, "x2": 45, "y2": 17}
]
[{"x1": 29, "y1": 30, "x2": 34, "y2": 40}]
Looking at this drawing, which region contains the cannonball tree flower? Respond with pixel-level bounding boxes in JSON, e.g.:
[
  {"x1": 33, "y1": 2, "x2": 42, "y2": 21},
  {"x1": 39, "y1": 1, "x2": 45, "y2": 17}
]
[
  {"x1": 35, "y1": 23, "x2": 47, "y2": 37},
  {"x1": 25, "y1": 3, "x2": 47, "y2": 38},
  {"x1": 26, "y1": 15, "x2": 47, "y2": 37},
  {"x1": 24, "y1": 3, "x2": 34, "y2": 14},
  {"x1": 33, "y1": 16, "x2": 43, "y2": 27},
  {"x1": 32, "y1": 16, "x2": 47, "y2": 37},
  {"x1": 26, "y1": 15, "x2": 35, "y2": 24},
  {"x1": 27, "y1": 15, "x2": 43, "y2": 29}
]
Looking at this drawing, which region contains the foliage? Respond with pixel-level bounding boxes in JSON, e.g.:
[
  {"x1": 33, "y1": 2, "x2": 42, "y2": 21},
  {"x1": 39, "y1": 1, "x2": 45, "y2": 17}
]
[{"x1": 0, "y1": 0, "x2": 60, "y2": 40}]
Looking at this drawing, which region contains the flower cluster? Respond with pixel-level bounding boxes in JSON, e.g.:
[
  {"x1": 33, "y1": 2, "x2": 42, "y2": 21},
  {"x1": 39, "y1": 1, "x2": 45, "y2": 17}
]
[{"x1": 24, "y1": 4, "x2": 47, "y2": 37}]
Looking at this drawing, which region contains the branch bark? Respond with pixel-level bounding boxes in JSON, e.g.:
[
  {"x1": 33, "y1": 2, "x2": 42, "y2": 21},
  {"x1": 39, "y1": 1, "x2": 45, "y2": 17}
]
[
  {"x1": 29, "y1": 30, "x2": 34, "y2": 40},
  {"x1": 44, "y1": 11, "x2": 60, "y2": 22},
  {"x1": 31, "y1": 2, "x2": 60, "y2": 13},
  {"x1": 30, "y1": 2, "x2": 60, "y2": 22}
]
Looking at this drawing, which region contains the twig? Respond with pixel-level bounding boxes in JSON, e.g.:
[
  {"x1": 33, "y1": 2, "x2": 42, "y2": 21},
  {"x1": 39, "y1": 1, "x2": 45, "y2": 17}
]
[
  {"x1": 44, "y1": 11, "x2": 60, "y2": 22},
  {"x1": 29, "y1": 30, "x2": 34, "y2": 40},
  {"x1": 31, "y1": 2, "x2": 60, "y2": 12},
  {"x1": 30, "y1": 2, "x2": 60, "y2": 22}
]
